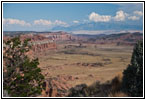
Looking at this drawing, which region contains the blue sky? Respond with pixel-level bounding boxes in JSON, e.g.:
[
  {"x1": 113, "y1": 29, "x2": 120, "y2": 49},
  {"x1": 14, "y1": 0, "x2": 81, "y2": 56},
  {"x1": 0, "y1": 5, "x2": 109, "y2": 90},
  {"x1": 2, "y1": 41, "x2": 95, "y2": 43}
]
[{"x1": 3, "y1": 3, "x2": 143, "y2": 31}]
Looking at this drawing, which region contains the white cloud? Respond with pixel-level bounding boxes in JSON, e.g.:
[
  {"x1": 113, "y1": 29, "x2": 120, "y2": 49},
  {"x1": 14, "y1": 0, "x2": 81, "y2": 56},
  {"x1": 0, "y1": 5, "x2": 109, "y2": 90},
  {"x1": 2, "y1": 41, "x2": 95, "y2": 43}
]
[
  {"x1": 114, "y1": 10, "x2": 127, "y2": 21},
  {"x1": 133, "y1": 10, "x2": 143, "y2": 16},
  {"x1": 54, "y1": 20, "x2": 68, "y2": 27},
  {"x1": 128, "y1": 16, "x2": 140, "y2": 20},
  {"x1": 89, "y1": 10, "x2": 141, "y2": 22},
  {"x1": 34, "y1": 19, "x2": 52, "y2": 26},
  {"x1": 3, "y1": 18, "x2": 31, "y2": 26},
  {"x1": 89, "y1": 11, "x2": 130, "y2": 22},
  {"x1": 34, "y1": 19, "x2": 68, "y2": 27},
  {"x1": 73, "y1": 20, "x2": 79, "y2": 23},
  {"x1": 89, "y1": 12, "x2": 111, "y2": 22}
]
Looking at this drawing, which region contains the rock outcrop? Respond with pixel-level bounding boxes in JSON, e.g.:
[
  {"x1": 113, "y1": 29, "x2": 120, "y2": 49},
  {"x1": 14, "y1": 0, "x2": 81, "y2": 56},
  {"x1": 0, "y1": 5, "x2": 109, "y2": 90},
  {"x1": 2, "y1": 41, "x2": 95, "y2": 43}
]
[
  {"x1": 41, "y1": 76, "x2": 73, "y2": 97},
  {"x1": 20, "y1": 34, "x2": 57, "y2": 52},
  {"x1": 40, "y1": 75, "x2": 80, "y2": 97},
  {"x1": 4, "y1": 34, "x2": 57, "y2": 53}
]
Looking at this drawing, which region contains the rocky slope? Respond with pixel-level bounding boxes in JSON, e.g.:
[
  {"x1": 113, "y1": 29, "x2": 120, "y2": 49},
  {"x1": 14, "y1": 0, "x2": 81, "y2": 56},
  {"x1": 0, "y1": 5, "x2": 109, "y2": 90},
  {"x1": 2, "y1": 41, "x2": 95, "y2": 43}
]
[{"x1": 41, "y1": 75, "x2": 78, "y2": 97}]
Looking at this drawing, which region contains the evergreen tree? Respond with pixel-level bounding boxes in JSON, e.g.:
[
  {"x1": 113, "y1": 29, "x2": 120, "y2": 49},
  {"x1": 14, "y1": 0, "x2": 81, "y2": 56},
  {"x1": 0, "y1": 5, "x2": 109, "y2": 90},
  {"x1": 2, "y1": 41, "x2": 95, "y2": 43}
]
[
  {"x1": 3, "y1": 36, "x2": 44, "y2": 97},
  {"x1": 122, "y1": 41, "x2": 143, "y2": 97}
]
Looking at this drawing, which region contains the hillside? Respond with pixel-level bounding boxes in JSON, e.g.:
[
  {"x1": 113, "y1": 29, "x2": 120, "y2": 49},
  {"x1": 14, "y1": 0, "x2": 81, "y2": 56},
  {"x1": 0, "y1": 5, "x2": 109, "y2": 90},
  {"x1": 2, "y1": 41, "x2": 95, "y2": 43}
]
[
  {"x1": 4, "y1": 31, "x2": 143, "y2": 46},
  {"x1": 86, "y1": 32, "x2": 143, "y2": 46}
]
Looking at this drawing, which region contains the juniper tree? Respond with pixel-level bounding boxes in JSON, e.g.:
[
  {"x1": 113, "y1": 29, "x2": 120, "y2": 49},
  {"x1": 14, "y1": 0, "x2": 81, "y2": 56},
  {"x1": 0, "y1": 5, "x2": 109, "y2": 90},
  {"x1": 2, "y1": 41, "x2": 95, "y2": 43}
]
[
  {"x1": 3, "y1": 36, "x2": 44, "y2": 97},
  {"x1": 122, "y1": 41, "x2": 143, "y2": 97}
]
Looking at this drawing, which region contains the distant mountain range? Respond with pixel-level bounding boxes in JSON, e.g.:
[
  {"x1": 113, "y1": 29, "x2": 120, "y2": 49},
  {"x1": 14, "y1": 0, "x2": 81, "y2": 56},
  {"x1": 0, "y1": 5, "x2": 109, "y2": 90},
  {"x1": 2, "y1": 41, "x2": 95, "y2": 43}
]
[
  {"x1": 52, "y1": 22, "x2": 143, "y2": 31},
  {"x1": 84, "y1": 32, "x2": 143, "y2": 45}
]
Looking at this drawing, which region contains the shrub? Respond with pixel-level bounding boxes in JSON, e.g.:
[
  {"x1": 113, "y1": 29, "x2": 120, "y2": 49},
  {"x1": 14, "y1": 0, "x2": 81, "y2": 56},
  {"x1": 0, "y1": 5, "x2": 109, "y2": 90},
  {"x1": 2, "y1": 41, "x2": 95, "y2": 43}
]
[
  {"x1": 68, "y1": 84, "x2": 88, "y2": 97},
  {"x1": 3, "y1": 36, "x2": 45, "y2": 97},
  {"x1": 122, "y1": 41, "x2": 143, "y2": 97},
  {"x1": 68, "y1": 81, "x2": 112, "y2": 97},
  {"x1": 111, "y1": 72, "x2": 123, "y2": 92}
]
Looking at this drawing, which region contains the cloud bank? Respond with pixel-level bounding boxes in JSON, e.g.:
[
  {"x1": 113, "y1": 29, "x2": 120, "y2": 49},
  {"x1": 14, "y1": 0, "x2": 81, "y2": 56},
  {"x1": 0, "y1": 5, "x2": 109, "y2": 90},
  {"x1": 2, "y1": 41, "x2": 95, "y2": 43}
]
[
  {"x1": 33, "y1": 19, "x2": 68, "y2": 27},
  {"x1": 89, "y1": 10, "x2": 143, "y2": 22},
  {"x1": 3, "y1": 18, "x2": 31, "y2": 26},
  {"x1": 89, "y1": 12, "x2": 111, "y2": 22},
  {"x1": 34, "y1": 19, "x2": 52, "y2": 26},
  {"x1": 3, "y1": 18, "x2": 68, "y2": 28}
]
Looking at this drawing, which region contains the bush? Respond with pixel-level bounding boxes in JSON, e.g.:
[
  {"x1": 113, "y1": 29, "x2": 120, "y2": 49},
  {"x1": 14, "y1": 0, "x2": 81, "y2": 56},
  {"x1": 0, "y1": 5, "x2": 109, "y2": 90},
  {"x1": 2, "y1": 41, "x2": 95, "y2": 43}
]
[
  {"x1": 3, "y1": 36, "x2": 45, "y2": 97},
  {"x1": 68, "y1": 84, "x2": 88, "y2": 97},
  {"x1": 122, "y1": 41, "x2": 143, "y2": 97},
  {"x1": 68, "y1": 81, "x2": 112, "y2": 97}
]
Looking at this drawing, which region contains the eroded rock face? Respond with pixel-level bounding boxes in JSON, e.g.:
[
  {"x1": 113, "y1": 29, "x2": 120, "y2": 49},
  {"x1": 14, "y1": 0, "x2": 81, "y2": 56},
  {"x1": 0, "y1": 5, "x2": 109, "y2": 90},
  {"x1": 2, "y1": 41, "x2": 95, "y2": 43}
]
[
  {"x1": 40, "y1": 75, "x2": 80, "y2": 97},
  {"x1": 41, "y1": 77, "x2": 73, "y2": 97},
  {"x1": 3, "y1": 34, "x2": 57, "y2": 53},
  {"x1": 39, "y1": 31, "x2": 76, "y2": 41},
  {"x1": 31, "y1": 43, "x2": 56, "y2": 52},
  {"x1": 3, "y1": 31, "x2": 76, "y2": 53},
  {"x1": 20, "y1": 34, "x2": 57, "y2": 52}
]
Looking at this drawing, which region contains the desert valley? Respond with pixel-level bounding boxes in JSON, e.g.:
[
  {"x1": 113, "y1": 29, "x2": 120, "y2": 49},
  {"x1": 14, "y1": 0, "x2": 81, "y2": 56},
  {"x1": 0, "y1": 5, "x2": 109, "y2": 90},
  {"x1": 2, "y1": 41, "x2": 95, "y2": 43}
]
[
  {"x1": 3, "y1": 2, "x2": 144, "y2": 97},
  {"x1": 3, "y1": 31, "x2": 143, "y2": 97}
]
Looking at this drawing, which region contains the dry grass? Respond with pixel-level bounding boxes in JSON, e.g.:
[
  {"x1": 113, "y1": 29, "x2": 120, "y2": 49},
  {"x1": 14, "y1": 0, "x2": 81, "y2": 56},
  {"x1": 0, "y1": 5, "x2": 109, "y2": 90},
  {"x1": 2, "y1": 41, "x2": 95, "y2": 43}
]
[
  {"x1": 35, "y1": 44, "x2": 133, "y2": 87},
  {"x1": 111, "y1": 72, "x2": 123, "y2": 92},
  {"x1": 108, "y1": 91, "x2": 128, "y2": 97},
  {"x1": 108, "y1": 72, "x2": 129, "y2": 97}
]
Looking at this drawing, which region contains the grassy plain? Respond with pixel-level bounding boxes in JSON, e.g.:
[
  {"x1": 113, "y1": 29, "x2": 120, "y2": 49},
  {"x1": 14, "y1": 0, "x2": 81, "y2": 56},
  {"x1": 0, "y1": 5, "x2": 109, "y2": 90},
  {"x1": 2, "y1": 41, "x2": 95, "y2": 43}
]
[{"x1": 35, "y1": 43, "x2": 133, "y2": 87}]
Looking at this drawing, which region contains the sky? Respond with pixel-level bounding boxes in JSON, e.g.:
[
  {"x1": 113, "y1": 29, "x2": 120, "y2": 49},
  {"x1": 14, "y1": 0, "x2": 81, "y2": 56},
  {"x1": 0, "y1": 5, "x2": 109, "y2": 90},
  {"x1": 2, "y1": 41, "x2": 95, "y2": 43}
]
[{"x1": 3, "y1": 3, "x2": 143, "y2": 31}]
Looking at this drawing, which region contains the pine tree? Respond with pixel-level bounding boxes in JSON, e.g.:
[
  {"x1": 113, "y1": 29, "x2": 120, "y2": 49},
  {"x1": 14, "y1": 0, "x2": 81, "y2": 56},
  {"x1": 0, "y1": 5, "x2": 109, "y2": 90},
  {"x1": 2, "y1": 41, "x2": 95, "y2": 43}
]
[
  {"x1": 122, "y1": 41, "x2": 143, "y2": 97},
  {"x1": 3, "y1": 36, "x2": 44, "y2": 97}
]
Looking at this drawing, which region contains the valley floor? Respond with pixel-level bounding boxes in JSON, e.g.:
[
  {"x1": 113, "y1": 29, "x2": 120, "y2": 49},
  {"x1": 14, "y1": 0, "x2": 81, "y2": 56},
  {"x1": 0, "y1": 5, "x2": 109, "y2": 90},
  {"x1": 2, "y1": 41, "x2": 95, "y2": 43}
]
[{"x1": 34, "y1": 43, "x2": 133, "y2": 87}]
